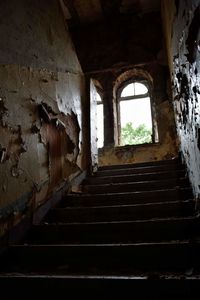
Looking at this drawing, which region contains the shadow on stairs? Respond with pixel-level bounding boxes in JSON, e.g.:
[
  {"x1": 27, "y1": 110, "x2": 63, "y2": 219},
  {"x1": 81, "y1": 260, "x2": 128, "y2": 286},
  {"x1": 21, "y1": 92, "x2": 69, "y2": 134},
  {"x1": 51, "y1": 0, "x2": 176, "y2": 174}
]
[{"x1": 0, "y1": 158, "x2": 200, "y2": 299}]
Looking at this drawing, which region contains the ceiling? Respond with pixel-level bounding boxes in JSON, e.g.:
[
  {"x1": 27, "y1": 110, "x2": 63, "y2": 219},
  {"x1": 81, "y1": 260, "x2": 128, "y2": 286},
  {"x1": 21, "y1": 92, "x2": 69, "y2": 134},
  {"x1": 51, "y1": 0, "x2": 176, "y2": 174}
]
[
  {"x1": 61, "y1": 0, "x2": 161, "y2": 27},
  {"x1": 60, "y1": 0, "x2": 163, "y2": 73}
]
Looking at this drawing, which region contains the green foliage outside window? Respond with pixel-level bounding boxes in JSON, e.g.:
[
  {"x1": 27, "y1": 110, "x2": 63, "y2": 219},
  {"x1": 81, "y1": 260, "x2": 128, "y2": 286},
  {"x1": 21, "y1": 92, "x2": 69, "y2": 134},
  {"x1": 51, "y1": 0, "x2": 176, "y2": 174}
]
[{"x1": 121, "y1": 122, "x2": 152, "y2": 145}]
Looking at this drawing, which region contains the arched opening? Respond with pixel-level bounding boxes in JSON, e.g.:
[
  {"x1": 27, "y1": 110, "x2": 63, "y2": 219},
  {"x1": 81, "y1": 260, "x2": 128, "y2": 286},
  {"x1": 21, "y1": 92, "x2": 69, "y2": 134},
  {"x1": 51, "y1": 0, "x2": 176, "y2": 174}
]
[
  {"x1": 113, "y1": 69, "x2": 159, "y2": 147},
  {"x1": 118, "y1": 80, "x2": 153, "y2": 146}
]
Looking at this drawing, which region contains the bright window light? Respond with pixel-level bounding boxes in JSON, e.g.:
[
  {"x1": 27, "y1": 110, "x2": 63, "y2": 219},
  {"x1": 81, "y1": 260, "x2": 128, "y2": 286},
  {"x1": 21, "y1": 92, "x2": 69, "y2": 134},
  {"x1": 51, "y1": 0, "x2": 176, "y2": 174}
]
[
  {"x1": 134, "y1": 82, "x2": 148, "y2": 95},
  {"x1": 119, "y1": 82, "x2": 153, "y2": 146},
  {"x1": 121, "y1": 82, "x2": 148, "y2": 97},
  {"x1": 97, "y1": 93, "x2": 104, "y2": 148},
  {"x1": 121, "y1": 83, "x2": 135, "y2": 97},
  {"x1": 96, "y1": 92, "x2": 102, "y2": 103},
  {"x1": 120, "y1": 97, "x2": 152, "y2": 145}
]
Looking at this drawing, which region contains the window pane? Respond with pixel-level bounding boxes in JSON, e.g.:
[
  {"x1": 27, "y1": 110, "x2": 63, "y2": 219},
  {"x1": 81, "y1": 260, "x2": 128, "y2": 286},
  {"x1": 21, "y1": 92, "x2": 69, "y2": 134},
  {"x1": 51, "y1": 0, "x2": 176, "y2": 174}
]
[
  {"x1": 96, "y1": 92, "x2": 102, "y2": 103},
  {"x1": 134, "y1": 82, "x2": 148, "y2": 95},
  {"x1": 120, "y1": 97, "x2": 152, "y2": 145},
  {"x1": 121, "y1": 83, "x2": 134, "y2": 97},
  {"x1": 97, "y1": 104, "x2": 104, "y2": 148}
]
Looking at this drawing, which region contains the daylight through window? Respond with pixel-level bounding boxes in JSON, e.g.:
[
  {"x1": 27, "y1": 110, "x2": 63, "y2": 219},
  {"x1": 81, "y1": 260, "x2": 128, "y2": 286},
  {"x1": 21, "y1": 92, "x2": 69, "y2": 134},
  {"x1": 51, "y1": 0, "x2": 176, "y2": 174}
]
[
  {"x1": 97, "y1": 92, "x2": 104, "y2": 148},
  {"x1": 118, "y1": 82, "x2": 153, "y2": 146}
]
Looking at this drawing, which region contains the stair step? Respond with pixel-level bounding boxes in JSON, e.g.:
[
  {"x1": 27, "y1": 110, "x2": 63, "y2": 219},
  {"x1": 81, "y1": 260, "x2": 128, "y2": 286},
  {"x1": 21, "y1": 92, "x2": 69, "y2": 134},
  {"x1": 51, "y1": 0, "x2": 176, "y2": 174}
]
[
  {"x1": 0, "y1": 274, "x2": 200, "y2": 300},
  {"x1": 0, "y1": 156, "x2": 196, "y2": 299},
  {"x1": 96, "y1": 164, "x2": 185, "y2": 177},
  {"x1": 84, "y1": 178, "x2": 190, "y2": 194},
  {"x1": 87, "y1": 170, "x2": 186, "y2": 185},
  {"x1": 47, "y1": 200, "x2": 194, "y2": 223},
  {"x1": 1, "y1": 241, "x2": 200, "y2": 274},
  {"x1": 26, "y1": 217, "x2": 199, "y2": 244},
  {"x1": 63, "y1": 188, "x2": 193, "y2": 207},
  {"x1": 98, "y1": 158, "x2": 180, "y2": 171}
]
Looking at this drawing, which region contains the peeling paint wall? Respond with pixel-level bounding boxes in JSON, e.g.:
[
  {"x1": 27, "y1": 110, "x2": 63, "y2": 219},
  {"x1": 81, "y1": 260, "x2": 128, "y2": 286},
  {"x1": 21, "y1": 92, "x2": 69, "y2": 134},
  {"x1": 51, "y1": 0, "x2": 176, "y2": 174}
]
[
  {"x1": 163, "y1": 0, "x2": 200, "y2": 201},
  {"x1": 0, "y1": 0, "x2": 86, "y2": 235}
]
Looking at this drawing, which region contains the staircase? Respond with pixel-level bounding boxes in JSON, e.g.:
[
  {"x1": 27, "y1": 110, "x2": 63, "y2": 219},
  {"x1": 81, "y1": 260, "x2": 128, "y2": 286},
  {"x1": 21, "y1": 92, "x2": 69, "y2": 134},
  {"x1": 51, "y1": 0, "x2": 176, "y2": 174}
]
[{"x1": 0, "y1": 158, "x2": 200, "y2": 299}]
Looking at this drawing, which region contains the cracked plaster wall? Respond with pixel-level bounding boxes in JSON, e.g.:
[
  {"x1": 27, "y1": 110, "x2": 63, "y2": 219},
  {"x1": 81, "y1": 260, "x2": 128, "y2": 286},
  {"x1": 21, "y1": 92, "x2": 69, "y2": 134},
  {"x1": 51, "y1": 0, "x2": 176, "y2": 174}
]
[
  {"x1": 0, "y1": 0, "x2": 86, "y2": 235},
  {"x1": 163, "y1": 0, "x2": 200, "y2": 201}
]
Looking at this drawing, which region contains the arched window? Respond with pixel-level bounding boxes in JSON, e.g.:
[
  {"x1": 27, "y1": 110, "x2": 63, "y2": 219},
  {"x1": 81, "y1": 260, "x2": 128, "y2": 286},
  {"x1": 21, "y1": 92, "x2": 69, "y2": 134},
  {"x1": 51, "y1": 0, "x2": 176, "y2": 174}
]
[{"x1": 117, "y1": 80, "x2": 154, "y2": 146}]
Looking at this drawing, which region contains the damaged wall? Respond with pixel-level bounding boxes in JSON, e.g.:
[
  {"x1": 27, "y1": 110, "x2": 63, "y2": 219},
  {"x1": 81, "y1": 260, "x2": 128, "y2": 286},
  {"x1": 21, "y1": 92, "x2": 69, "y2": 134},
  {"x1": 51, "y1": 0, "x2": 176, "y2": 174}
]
[
  {"x1": 97, "y1": 63, "x2": 178, "y2": 166},
  {"x1": 0, "y1": 0, "x2": 86, "y2": 236},
  {"x1": 163, "y1": 0, "x2": 200, "y2": 200}
]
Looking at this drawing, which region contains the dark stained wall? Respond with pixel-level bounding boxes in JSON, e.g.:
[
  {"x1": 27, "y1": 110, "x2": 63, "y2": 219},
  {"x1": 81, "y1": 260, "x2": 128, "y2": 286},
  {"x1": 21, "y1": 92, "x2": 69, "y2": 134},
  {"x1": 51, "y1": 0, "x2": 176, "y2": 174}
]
[
  {"x1": 0, "y1": 0, "x2": 86, "y2": 236},
  {"x1": 0, "y1": 0, "x2": 80, "y2": 72},
  {"x1": 163, "y1": 0, "x2": 200, "y2": 201}
]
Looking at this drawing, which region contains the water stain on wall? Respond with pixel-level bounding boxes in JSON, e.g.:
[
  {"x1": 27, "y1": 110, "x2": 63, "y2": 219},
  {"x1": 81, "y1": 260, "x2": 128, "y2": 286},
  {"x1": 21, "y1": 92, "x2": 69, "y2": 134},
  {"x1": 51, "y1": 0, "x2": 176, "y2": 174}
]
[{"x1": 0, "y1": 0, "x2": 86, "y2": 237}]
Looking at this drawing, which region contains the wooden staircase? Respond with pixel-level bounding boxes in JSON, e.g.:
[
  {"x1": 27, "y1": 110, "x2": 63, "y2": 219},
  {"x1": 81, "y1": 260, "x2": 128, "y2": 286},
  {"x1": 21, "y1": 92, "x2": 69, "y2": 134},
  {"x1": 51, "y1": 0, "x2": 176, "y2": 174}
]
[{"x1": 0, "y1": 158, "x2": 200, "y2": 299}]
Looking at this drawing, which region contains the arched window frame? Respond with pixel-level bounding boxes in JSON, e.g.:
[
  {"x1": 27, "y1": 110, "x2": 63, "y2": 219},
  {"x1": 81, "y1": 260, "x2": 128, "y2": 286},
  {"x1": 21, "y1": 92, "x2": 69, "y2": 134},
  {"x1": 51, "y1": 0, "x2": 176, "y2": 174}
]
[
  {"x1": 118, "y1": 79, "x2": 150, "y2": 100},
  {"x1": 116, "y1": 78, "x2": 157, "y2": 146}
]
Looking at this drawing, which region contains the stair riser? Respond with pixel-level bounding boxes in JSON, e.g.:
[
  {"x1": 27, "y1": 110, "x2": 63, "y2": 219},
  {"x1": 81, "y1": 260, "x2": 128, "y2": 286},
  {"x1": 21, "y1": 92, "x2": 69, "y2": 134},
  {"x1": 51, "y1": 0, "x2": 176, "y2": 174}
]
[
  {"x1": 27, "y1": 218, "x2": 198, "y2": 244},
  {"x1": 0, "y1": 158, "x2": 197, "y2": 292},
  {"x1": 98, "y1": 159, "x2": 180, "y2": 171},
  {"x1": 2, "y1": 243, "x2": 199, "y2": 274},
  {"x1": 47, "y1": 201, "x2": 194, "y2": 223},
  {"x1": 88, "y1": 170, "x2": 186, "y2": 185},
  {"x1": 63, "y1": 188, "x2": 193, "y2": 207},
  {"x1": 96, "y1": 165, "x2": 184, "y2": 177},
  {"x1": 0, "y1": 277, "x2": 199, "y2": 299},
  {"x1": 84, "y1": 178, "x2": 190, "y2": 194}
]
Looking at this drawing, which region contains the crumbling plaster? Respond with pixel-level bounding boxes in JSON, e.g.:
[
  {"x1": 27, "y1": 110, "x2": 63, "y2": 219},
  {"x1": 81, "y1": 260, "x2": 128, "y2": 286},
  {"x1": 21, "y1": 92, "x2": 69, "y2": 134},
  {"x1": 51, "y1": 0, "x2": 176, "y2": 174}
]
[
  {"x1": 163, "y1": 0, "x2": 200, "y2": 201},
  {"x1": 0, "y1": 0, "x2": 86, "y2": 235}
]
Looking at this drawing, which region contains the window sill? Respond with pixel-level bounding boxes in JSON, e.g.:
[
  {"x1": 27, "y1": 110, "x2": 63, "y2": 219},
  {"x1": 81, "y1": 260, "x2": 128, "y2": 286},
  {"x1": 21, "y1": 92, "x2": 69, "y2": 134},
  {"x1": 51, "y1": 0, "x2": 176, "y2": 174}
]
[
  {"x1": 98, "y1": 142, "x2": 160, "y2": 153},
  {"x1": 115, "y1": 142, "x2": 160, "y2": 150}
]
